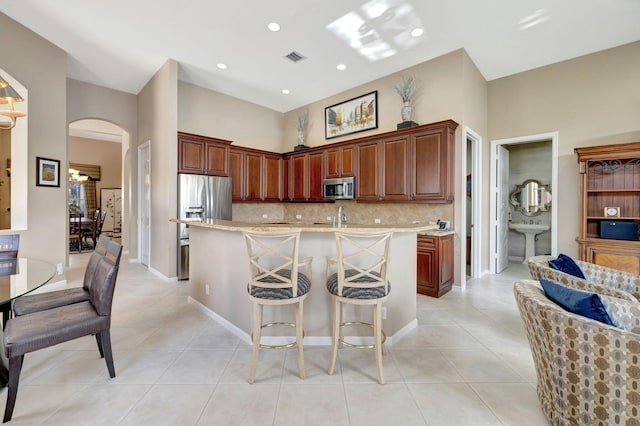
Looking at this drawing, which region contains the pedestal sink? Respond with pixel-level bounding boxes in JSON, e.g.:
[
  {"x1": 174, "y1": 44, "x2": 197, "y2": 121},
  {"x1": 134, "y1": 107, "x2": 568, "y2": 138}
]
[{"x1": 509, "y1": 222, "x2": 551, "y2": 262}]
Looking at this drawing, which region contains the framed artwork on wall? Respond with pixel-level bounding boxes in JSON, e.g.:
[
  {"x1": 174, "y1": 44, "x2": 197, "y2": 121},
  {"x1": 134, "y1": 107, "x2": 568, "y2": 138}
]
[
  {"x1": 100, "y1": 188, "x2": 122, "y2": 238},
  {"x1": 325, "y1": 91, "x2": 378, "y2": 139},
  {"x1": 36, "y1": 157, "x2": 60, "y2": 187}
]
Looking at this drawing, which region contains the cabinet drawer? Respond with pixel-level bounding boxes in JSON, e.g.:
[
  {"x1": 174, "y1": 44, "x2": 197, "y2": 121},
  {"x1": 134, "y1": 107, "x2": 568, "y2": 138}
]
[{"x1": 417, "y1": 235, "x2": 436, "y2": 248}]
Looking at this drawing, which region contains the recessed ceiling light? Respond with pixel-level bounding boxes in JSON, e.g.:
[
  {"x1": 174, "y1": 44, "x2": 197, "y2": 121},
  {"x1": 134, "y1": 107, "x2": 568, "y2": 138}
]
[
  {"x1": 282, "y1": 89, "x2": 290, "y2": 95},
  {"x1": 337, "y1": 64, "x2": 347, "y2": 71},
  {"x1": 217, "y1": 63, "x2": 228, "y2": 70},
  {"x1": 268, "y1": 22, "x2": 281, "y2": 32},
  {"x1": 410, "y1": 28, "x2": 424, "y2": 37}
]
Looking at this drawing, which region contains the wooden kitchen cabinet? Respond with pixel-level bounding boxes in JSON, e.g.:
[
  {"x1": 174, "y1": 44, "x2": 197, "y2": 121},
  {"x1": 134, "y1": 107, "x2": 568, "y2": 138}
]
[
  {"x1": 178, "y1": 132, "x2": 230, "y2": 176},
  {"x1": 410, "y1": 122, "x2": 456, "y2": 202},
  {"x1": 575, "y1": 142, "x2": 640, "y2": 274},
  {"x1": 417, "y1": 233, "x2": 454, "y2": 298},
  {"x1": 284, "y1": 151, "x2": 324, "y2": 201},
  {"x1": 229, "y1": 147, "x2": 282, "y2": 202},
  {"x1": 356, "y1": 136, "x2": 410, "y2": 201},
  {"x1": 308, "y1": 151, "x2": 325, "y2": 200},
  {"x1": 325, "y1": 144, "x2": 355, "y2": 178}
]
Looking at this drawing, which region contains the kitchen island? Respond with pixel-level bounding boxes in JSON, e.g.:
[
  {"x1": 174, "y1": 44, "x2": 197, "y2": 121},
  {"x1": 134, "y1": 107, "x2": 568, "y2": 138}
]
[{"x1": 174, "y1": 219, "x2": 439, "y2": 346}]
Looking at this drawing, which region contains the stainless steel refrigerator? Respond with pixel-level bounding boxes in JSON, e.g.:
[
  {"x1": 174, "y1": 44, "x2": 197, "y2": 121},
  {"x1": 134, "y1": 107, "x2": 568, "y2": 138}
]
[{"x1": 177, "y1": 174, "x2": 232, "y2": 280}]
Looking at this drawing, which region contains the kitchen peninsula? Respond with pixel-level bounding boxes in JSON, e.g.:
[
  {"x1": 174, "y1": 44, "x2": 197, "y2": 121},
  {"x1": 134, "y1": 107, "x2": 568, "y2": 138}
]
[{"x1": 175, "y1": 218, "x2": 440, "y2": 345}]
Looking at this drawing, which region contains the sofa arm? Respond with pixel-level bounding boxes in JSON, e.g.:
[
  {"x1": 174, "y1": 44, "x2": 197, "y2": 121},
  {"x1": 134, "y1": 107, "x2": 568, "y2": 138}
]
[{"x1": 577, "y1": 260, "x2": 640, "y2": 300}]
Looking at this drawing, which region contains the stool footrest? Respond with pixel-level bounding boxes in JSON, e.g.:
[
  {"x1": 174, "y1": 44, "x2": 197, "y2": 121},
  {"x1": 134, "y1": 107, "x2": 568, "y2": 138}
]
[
  {"x1": 338, "y1": 321, "x2": 386, "y2": 349},
  {"x1": 252, "y1": 322, "x2": 304, "y2": 349}
]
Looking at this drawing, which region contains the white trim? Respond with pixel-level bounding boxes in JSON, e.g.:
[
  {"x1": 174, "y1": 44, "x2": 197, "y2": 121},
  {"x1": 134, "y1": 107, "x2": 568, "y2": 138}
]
[
  {"x1": 464, "y1": 127, "x2": 483, "y2": 282},
  {"x1": 490, "y1": 132, "x2": 559, "y2": 273},
  {"x1": 137, "y1": 141, "x2": 151, "y2": 267},
  {"x1": 188, "y1": 296, "x2": 417, "y2": 347},
  {"x1": 147, "y1": 265, "x2": 176, "y2": 282}
]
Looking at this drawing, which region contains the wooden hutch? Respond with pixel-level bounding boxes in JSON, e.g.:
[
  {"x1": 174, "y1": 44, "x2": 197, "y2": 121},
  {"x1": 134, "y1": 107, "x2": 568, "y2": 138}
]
[{"x1": 575, "y1": 142, "x2": 640, "y2": 274}]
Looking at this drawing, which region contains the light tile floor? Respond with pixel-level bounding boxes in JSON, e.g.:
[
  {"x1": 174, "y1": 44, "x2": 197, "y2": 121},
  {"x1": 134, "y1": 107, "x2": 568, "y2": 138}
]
[{"x1": 0, "y1": 254, "x2": 549, "y2": 425}]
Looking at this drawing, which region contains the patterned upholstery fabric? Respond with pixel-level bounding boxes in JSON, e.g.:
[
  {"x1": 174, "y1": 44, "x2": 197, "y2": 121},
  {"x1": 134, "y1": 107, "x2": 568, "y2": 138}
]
[
  {"x1": 527, "y1": 255, "x2": 639, "y2": 302},
  {"x1": 514, "y1": 280, "x2": 640, "y2": 426},
  {"x1": 248, "y1": 270, "x2": 311, "y2": 300},
  {"x1": 600, "y1": 294, "x2": 640, "y2": 334},
  {"x1": 326, "y1": 269, "x2": 390, "y2": 299}
]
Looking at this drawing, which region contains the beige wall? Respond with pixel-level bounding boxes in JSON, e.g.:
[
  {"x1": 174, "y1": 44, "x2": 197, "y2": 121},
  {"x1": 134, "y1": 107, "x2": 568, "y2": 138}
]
[
  {"x1": 138, "y1": 59, "x2": 178, "y2": 277},
  {"x1": 1, "y1": 12, "x2": 68, "y2": 272},
  {"x1": 69, "y1": 137, "x2": 122, "y2": 199},
  {"x1": 178, "y1": 81, "x2": 284, "y2": 152},
  {"x1": 488, "y1": 41, "x2": 640, "y2": 258}
]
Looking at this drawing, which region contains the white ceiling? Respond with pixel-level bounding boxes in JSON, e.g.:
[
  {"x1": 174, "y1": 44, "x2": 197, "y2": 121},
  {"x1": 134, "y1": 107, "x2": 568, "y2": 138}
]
[{"x1": 2, "y1": 0, "x2": 640, "y2": 113}]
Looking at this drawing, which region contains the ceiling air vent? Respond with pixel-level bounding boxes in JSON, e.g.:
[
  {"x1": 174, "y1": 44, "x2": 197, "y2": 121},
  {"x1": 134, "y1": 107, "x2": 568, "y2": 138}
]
[{"x1": 284, "y1": 51, "x2": 306, "y2": 63}]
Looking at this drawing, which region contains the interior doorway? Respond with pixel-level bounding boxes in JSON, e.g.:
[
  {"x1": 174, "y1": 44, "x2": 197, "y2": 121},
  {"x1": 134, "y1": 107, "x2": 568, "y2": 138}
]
[
  {"x1": 464, "y1": 128, "x2": 482, "y2": 281},
  {"x1": 490, "y1": 132, "x2": 558, "y2": 274}
]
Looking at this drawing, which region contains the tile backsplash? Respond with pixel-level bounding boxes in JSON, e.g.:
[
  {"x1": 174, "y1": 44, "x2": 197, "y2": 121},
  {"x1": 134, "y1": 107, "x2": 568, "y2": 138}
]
[{"x1": 232, "y1": 201, "x2": 454, "y2": 227}]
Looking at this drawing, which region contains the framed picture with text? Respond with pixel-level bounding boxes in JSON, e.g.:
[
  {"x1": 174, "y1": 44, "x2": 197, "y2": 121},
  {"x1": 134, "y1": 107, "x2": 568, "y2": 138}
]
[{"x1": 36, "y1": 157, "x2": 60, "y2": 187}]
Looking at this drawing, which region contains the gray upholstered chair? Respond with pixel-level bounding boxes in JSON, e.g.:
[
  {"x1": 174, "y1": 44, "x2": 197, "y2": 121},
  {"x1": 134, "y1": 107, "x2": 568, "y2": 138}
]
[
  {"x1": 514, "y1": 279, "x2": 640, "y2": 425},
  {"x1": 0, "y1": 234, "x2": 19, "y2": 328},
  {"x1": 243, "y1": 230, "x2": 312, "y2": 384},
  {"x1": 326, "y1": 230, "x2": 392, "y2": 384},
  {"x1": 527, "y1": 255, "x2": 640, "y2": 301},
  {"x1": 3, "y1": 237, "x2": 122, "y2": 422},
  {"x1": 11, "y1": 235, "x2": 111, "y2": 317}
]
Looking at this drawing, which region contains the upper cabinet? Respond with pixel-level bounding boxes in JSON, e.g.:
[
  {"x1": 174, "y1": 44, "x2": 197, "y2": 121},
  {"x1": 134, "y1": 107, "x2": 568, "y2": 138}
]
[
  {"x1": 325, "y1": 144, "x2": 355, "y2": 178},
  {"x1": 179, "y1": 119, "x2": 458, "y2": 204},
  {"x1": 178, "y1": 132, "x2": 230, "y2": 176},
  {"x1": 229, "y1": 146, "x2": 282, "y2": 202},
  {"x1": 356, "y1": 120, "x2": 457, "y2": 203}
]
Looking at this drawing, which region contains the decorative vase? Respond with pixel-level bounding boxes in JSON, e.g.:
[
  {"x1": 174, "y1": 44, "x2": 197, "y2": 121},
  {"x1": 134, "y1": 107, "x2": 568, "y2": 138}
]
[
  {"x1": 401, "y1": 101, "x2": 412, "y2": 122},
  {"x1": 297, "y1": 128, "x2": 304, "y2": 145}
]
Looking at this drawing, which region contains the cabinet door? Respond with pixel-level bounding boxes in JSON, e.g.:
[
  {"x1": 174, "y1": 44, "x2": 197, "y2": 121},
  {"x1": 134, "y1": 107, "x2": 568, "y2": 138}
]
[
  {"x1": 308, "y1": 151, "x2": 324, "y2": 200},
  {"x1": 438, "y1": 234, "x2": 454, "y2": 294},
  {"x1": 179, "y1": 138, "x2": 205, "y2": 174},
  {"x1": 357, "y1": 141, "x2": 380, "y2": 201},
  {"x1": 245, "y1": 152, "x2": 263, "y2": 200},
  {"x1": 341, "y1": 145, "x2": 355, "y2": 176},
  {"x1": 228, "y1": 149, "x2": 244, "y2": 201},
  {"x1": 290, "y1": 154, "x2": 308, "y2": 200},
  {"x1": 282, "y1": 157, "x2": 291, "y2": 201},
  {"x1": 381, "y1": 136, "x2": 411, "y2": 201},
  {"x1": 325, "y1": 148, "x2": 340, "y2": 178},
  {"x1": 411, "y1": 128, "x2": 451, "y2": 201},
  {"x1": 204, "y1": 142, "x2": 228, "y2": 176},
  {"x1": 417, "y1": 247, "x2": 437, "y2": 296},
  {"x1": 263, "y1": 154, "x2": 281, "y2": 201}
]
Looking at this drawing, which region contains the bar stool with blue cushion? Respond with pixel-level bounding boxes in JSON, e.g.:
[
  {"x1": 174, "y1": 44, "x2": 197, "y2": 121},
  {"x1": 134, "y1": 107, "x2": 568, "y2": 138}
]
[
  {"x1": 243, "y1": 230, "x2": 312, "y2": 384},
  {"x1": 326, "y1": 230, "x2": 392, "y2": 384}
]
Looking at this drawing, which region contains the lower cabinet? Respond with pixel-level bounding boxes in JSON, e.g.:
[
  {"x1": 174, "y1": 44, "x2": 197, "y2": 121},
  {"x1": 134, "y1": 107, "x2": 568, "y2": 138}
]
[{"x1": 417, "y1": 233, "x2": 454, "y2": 298}]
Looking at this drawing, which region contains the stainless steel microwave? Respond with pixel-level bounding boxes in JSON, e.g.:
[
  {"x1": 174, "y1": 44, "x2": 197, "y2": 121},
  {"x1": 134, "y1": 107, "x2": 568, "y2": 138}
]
[{"x1": 323, "y1": 177, "x2": 355, "y2": 200}]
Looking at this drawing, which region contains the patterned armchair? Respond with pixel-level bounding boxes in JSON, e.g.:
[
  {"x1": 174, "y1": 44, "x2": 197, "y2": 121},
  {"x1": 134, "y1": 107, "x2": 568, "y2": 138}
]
[
  {"x1": 514, "y1": 280, "x2": 640, "y2": 425},
  {"x1": 527, "y1": 255, "x2": 640, "y2": 302}
]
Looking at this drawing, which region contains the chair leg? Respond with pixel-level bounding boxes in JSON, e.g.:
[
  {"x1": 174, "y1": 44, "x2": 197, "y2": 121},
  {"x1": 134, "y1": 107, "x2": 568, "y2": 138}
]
[
  {"x1": 4, "y1": 355, "x2": 24, "y2": 423},
  {"x1": 296, "y1": 299, "x2": 305, "y2": 380},
  {"x1": 374, "y1": 302, "x2": 384, "y2": 385},
  {"x1": 98, "y1": 330, "x2": 116, "y2": 378},
  {"x1": 95, "y1": 333, "x2": 104, "y2": 358},
  {"x1": 328, "y1": 297, "x2": 340, "y2": 375},
  {"x1": 248, "y1": 302, "x2": 262, "y2": 384}
]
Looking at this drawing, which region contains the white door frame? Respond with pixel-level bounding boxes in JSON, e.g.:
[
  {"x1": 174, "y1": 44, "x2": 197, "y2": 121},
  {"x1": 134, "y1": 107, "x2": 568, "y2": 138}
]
[
  {"x1": 464, "y1": 127, "x2": 482, "y2": 281},
  {"x1": 138, "y1": 141, "x2": 151, "y2": 266},
  {"x1": 490, "y1": 132, "x2": 559, "y2": 273}
]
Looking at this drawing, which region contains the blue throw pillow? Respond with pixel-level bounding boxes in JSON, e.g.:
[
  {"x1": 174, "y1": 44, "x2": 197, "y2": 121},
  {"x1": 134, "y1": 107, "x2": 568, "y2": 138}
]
[
  {"x1": 548, "y1": 254, "x2": 586, "y2": 279},
  {"x1": 539, "y1": 278, "x2": 615, "y2": 326}
]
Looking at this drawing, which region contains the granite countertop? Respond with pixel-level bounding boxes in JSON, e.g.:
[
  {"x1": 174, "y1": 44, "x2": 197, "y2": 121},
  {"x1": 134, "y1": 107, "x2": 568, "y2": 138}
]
[{"x1": 171, "y1": 218, "x2": 440, "y2": 233}]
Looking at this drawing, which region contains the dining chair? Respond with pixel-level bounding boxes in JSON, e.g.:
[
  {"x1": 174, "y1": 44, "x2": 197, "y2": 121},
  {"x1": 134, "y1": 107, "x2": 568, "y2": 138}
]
[
  {"x1": 242, "y1": 230, "x2": 312, "y2": 383},
  {"x1": 82, "y1": 209, "x2": 100, "y2": 248},
  {"x1": 69, "y1": 213, "x2": 83, "y2": 253},
  {"x1": 326, "y1": 230, "x2": 392, "y2": 384},
  {"x1": 12, "y1": 235, "x2": 110, "y2": 317},
  {"x1": 2, "y1": 237, "x2": 122, "y2": 422}
]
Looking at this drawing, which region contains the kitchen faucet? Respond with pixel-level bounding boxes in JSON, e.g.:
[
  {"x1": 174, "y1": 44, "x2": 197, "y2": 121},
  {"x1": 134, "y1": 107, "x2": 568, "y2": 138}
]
[{"x1": 338, "y1": 206, "x2": 347, "y2": 227}]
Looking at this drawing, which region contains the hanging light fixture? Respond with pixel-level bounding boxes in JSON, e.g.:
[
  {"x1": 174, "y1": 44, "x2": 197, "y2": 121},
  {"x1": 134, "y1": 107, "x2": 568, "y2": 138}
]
[
  {"x1": 68, "y1": 168, "x2": 88, "y2": 183},
  {"x1": 0, "y1": 75, "x2": 27, "y2": 130}
]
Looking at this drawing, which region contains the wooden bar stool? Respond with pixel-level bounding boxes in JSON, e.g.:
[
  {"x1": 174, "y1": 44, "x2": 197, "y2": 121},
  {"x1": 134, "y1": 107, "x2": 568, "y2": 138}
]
[
  {"x1": 326, "y1": 230, "x2": 392, "y2": 384},
  {"x1": 242, "y1": 230, "x2": 312, "y2": 384}
]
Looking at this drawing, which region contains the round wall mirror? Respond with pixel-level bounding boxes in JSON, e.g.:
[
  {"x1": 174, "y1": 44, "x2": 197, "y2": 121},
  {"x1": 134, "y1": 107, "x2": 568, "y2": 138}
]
[{"x1": 509, "y1": 179, "x2": 551, "y2": 216}]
